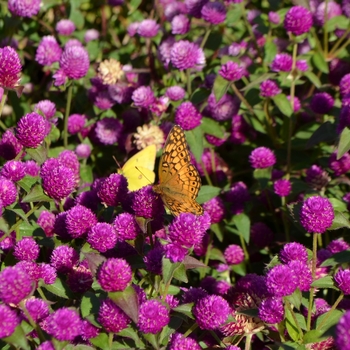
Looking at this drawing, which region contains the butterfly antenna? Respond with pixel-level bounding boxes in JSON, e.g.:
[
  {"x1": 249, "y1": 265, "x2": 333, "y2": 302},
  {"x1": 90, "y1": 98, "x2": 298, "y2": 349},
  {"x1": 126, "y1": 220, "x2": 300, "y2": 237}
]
[
  {"x1": 112, "y1": 156, "x2": 122, "y2": 169},
  {"x1": 135, "y1": 166, "x2": 154, "y2": 185}
]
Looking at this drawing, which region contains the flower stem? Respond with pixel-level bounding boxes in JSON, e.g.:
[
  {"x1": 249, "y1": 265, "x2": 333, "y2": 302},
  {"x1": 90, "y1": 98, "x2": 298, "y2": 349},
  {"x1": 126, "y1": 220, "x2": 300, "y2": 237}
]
[
  {"x1": 63, "y1": 84, "x2": 73, "y2": 148},
  {"x1": 316, "y1": 293, "x2": 344, "y2": 331},
  {"x1": 0, "y1": 89, "x2": 8, "y2": 118}
]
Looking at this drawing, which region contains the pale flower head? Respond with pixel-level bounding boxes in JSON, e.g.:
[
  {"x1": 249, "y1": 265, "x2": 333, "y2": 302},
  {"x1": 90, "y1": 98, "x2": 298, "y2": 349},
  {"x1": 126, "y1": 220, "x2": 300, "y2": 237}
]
[
  {"x1": 134, "y1": 124, "x2": 164, "y2": 151},
  {"x1": 97, "y1": 59, "x2": 124, "y2": 85}
]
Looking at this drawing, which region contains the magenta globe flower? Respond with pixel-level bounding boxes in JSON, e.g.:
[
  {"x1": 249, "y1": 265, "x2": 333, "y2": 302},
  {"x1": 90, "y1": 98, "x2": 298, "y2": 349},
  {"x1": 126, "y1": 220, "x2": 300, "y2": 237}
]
[
  {"x1": 249, "y1": 147, "x2": 276, "y2": 169},
  {"x1": 0, "y1": 46, "x2": 22, "y2": 89},
  {"x1": 284, "y1": 6, "x2": 313, "y2": 36}
]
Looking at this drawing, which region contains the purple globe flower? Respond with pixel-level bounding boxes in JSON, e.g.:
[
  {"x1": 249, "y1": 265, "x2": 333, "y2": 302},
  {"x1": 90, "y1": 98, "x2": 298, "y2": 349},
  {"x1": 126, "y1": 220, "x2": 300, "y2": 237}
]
[
  {"x1": 310, "y1": 92, "x2": 334, "y2": 114},
  {"x1": 250, "y1": 222, "x2": 274, "y2": 248},
  {"x1": 201, "y1": 1, "x2": 226, "y2": 24},
  {"x1": 249, "y1": 147, "x2": 276, "y2": 169},
  {"x1": 129, "y1": 185, "x2": 163, "y2": 218},
  {"x1": 24, "y1": 160, "x2": 40, "y2": 177},
  {"x1": 171, "y1": 14, "x2": 190, "y2": 35},
  {"x1": 300, "y1": 196, "x2": 334, "y2": 233},
  {"x1": 258, "y1": 297, "x2": 284, "y2": 323},
  {"x1": 168, "y1": 212, "x2": 211, "y2": 248},
  {"x1": 338, "y1": 105, "x2": 350, "y2": 134},
  {"x1": 0, "y1": 46, "x2": 21, "y2": 89},
  {"x1": 335, "y1": 310, "x2": 350, "y2": 349},
  {"x1": 335, "y1": 269, "x2": 350, "y2": 295},
  {"x1": 260, "y1": 79, "x2": 281, "y2": 97},
  {"x1": 35, "y1": 99, "x2": 57, "y2": 120},
  {"x1": 67, "y1": 114, "x2": 86, "y2": 134},
  {"x1": 158, "y1": 37, "x2": 175, "y2": 69},
  {"x1": 169, "y1": 333, "x2": 201, "y2": 350},
  {"x1": 166, "y1": 86, "x2": 186, "y2": 101},
  {"x1": 35, "y1": 36, "x2": 62, "y2": 66},
  {"x1": 37, "y1": 210, "x2": 55, "y2": 237},
  {"x1": 16, "y1": 260, "x2": 40, "y2": 281},
  {"x1": 0, "y1": 160, "x2": 25, "y2": 181},
  {"x1": 75, "y1": 189, "x2": 99, "y2": 212},
  {"x1": 205, "y1": 133, "x2": 228, "y2": 147},
  {"x1": 98, "y1": 298, "x2": 130, "y2": 333},
  {"x1": 207, "y1": 93, "x2": 240, "y2": 121},
  {"x1": 75, "y1": 144, "x2": 91, "y2": 158},
  {"x1": 0, "y1": 129, "x2": 23, "y2": 160},
  {"x1": 219, "y1": 61, "x2": 244, "y2": 81},
  {"x1": 138, "y1": 299, "x2": 170, "y2": 334},
  {"x1": 0, "y1": 304, "x2": 19, "y2": 338},
  {"x1": 182, "y1": 287, "x2": 208, "y2": 304},
  {"x1": 314, "y1": 1, "x2": 342, "y2": 26},
  {"x1": 274, "y1": 179, "x2": 292, "y2": 197},
  {"x1": 127, "y1": 22, "x2": 139, "y2": 37},
  {"x1": 132, "y1": 86, "x2": 156, "y2": 108},
  {"x1": 0, "y1": 177, "x2": 17, "y2": 206},
  {"x1": 66, "y1": 204, "x2": 97, "y2": 238},
  {"x1": 137, "y1": 19, "x2": 159, "y2": 38},
  {"x1": 280, "y1": 242, "x2": 308, "y2": 264},
  {"x1": 66, "y1": 261, "x2": 93, "y2": 293},
  {"x1": 170, "y1": 40, "x2": 205, "y2": 71},
  {"x1": 108, "y1": 82, "x2": 134, "y2": 104},
  {"x1": 97, "y1": 173, "x2": 128, "y2": 206},
  {"x1": 25, "y1": 298, "x2": 49, "y2": 322},
  {"x1": 296, "y1": 59, "x2": 308, "y2": 72},
  {"x1": 81, "y1": 319, "x2": 99, "y2": 341},
  {"x1": 16, "y1": 112, "x2": 47, "y2": 148},
  {"x1": 97, "y1": 258, "x2": 132, "y2": 292},
  {"x1": 113, "y1": 213, "x2": 141, "y2": 241},
  {"x1": 288, "y1": 260, "x2": 312, "y2": 291},
  {"x1": 164, "y1": 243, "x2": 188, "y2": 263},
  {"x1": 87, "y1": 222, "x2": 117, "y2": 252},
  {"x1": 284, "y1": 6, "x2": 313, "y2": 35},
  {"x1": 8, "y1": 0, "x2": 40, "y2": 17},
  {"x1": 270, "y1": 53, "x2": 293, "y2": 72},
  {"x1": 223, "y1": 244, "x2": 244, "y2": 265},
  {"x1": 14, "y1": 237, "x2": 39, "y2": 261},
  {"x1": 50, "y1": 246, "x2": 79, "y2": 273},
  {"x1": 193, "y1": 295, "x2": 230, "y2": 330},
  {"x1": 47, "y1": 308, "x2": 82, "y2": 341},
  {"x1": 164, "y1": 2, "x2": 187, "y2": 21},
  {"x1": 56, "y1": 19, "x2": 76, "y2": 36},
  {"x1": 328, "y1": 238, "x2": 350, "y2": 254},
  {"x1": 268, "y1": 11, "x2": 280, "y2": 25},
  {"x1": 225, "y1": 181, "x2": 250, "y2": 215},
  {"x1": 37, "y1": 341, "x2": 55, "y2": 350},
  {"x1": 64, "y1": 39, "x2": 83, "y2": 49},
  {"x1": 185, "y1": 0, "x2": 209, "y2": 18},
  {"x1": 340, "y1": 74, "x2": 350, "y2": 97},
  {"x1": 39, "y1": 263, "x2": 57, "y2": 284},
  {"x1": 0, "y1": 265, "x2": 33, "y2": 304},
  {"x1": 266, "y1": 264, "x2": 298, "y2": 297},
  {"x1": 202, "y1": 197, "x2": 225, "y2": 224},
  {"x1": 175, "y1": 101, "x2": 202, "y2": 130},
  {"x1": 84, "y1": 29, "x2": 99, "y2": 42},
  {"x1": 94, "y1": 117, "x2": 122, "y2": 145},
  {"x1": 144, "y1": 245, "x2": 164, "y2": 275},
  {"x1": 305, "y1": 164, "x2": 330, "y2": 190},
  {"x1": 329, "y1": 151, "x2": 350, "y2": 176}
]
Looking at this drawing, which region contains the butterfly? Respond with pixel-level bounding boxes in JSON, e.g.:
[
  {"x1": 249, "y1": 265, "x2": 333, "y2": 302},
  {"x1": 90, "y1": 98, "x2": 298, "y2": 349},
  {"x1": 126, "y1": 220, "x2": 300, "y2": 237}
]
[
  {"x1": 153, "y1": 125, "x2": 203, "y2": 216},
  {"x1": 119, "y1": 145, "x2": 156, "y2": 191}
]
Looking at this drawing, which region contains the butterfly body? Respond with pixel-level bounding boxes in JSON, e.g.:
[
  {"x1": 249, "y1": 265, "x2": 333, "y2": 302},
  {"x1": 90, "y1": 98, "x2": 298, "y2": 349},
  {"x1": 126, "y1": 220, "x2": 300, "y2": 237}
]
[
  {"x1": 119, "y1": 145, "x2": 156, "y2": 191},
  {"x1": 153, "y1": 125, "x2": 203, "y2": 216}
]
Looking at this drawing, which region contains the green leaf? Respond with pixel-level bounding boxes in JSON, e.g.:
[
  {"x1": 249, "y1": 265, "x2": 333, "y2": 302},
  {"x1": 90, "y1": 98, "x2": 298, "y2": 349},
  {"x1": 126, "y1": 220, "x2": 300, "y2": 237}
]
[
  {"x1": 80, "y1": 291, "x2": 100, "y2": 318},
  {"x1": 173, "y1": 263, "x2": 188, "y2": 283},
  {"x1": 285, "y1": 288, "x2": 302, "y2": 310},
  {"x1": 210, "y1": 223, "x2": 224, "y2": 242},
  {"x1": 197, "y1": 185, "x2": 221, "y2": 204},
  {"x1": 209, "y1": 247, "x2": 225, "y2": 263},
  {"x1": 162, "y1": 258, "x2": 181, "y2": 286},
  {"x1": 312, "y1": 52, "x2": 329, "y2": 73},
  {"x1": 143, "y1": 333, "x2": 158, "y2": 349},
  {"x1": 329, "y1": 198, "x2": 347, "y2": 212},
  {"x1": 7, "y1": 205, "x2": 28, "y2": 224},
  {"x1": 253, "y1": 168, "x2": 272, "y2": 189},
  {"x1": 264, "y1": 41, "x2": 277, "y2": 64},
  {"x1": 42, "y1": 278, "x2": 75, "y2": 299},
  {"x1": 329, "y1": 211, "x2": 350, "y2": 230},
  {"x1": 311, "y1": 276, "x2": 335, "y2": 289},
  {"x1": 303, "y1": 330, "x2": 324, "y2": 344},
  {"x1": 69, "y1": 8, "x2": 84, "y2": 28},
  {"x1": 109, "y1": 286, "x2": 139, "y2": 324},
  {"x1": 226, "y1": 6, "x2": 242, "y2": 24},
  {"x1": 117, "y1": 327, "x2": 145, "y2": 348},
  {"x1": 315, "y1": 309, "x2": 343, "y2": 333},
  {"x1": 272, "y1": 94, "x2": 293, "y2": 117},
  {"x1": 326, "y1": 15, "x2": 349, "y2": 32},
  {"x1": 201, "y1": 118, "x2": 225, "y2": 138},
  {"x1": 185, "y1": 127, "x2": 203, "y2": 163},
  {"x1": 241, "y1": 73, "x2": 277, "y2": 91},
  {"x1": 213, "y1": 74, "x2": 229, "y2": 103},
  {"x1": 233, "y1": 213, "x2": 250, "y2": 244},
  {"x1": 285, "y1": 308, "x2": 302, "y2": 342},
  {"x1": 80, "y1": 164, "x2": 94, "y2": 184},
  {"x1": 321, "y1": 250, "x2": 350, "y2": 267},
  {"x1": 191, "y1": 88, "x2": 210, "y2": 105},
  {"x1": 304, "y1": 71, "x2": 321, "y2": 89},
  {"x1": 21, "y1": 185, "x2": 52, "y2": 203},
  {"x1": 86, "y1": 41, "x2": 100, "y2": 62},
  {"x1": 17, "y1": 176, "x2": 38, "y2": 193},
  {"x1": 3, "y1": 324, "x2": 29, "y2": 350},
  {"x1": 173, "y1": 303, "x2": 195, "y2": 319},
  {"x1": 305, "y1": 122, "x2": 336, "y2": 149},
  {"x1": 90, "y1": 333, "x2": 109, "y2": 349},
  {"x1": 26, "y1": 145, "x2": 48, "y2": 165},
  {"x1": 338, "y1": 127, "x2": 350, "y2": 158},
  {"x1": 128, "y1": 0, "x2": 142, "y2": 13}
]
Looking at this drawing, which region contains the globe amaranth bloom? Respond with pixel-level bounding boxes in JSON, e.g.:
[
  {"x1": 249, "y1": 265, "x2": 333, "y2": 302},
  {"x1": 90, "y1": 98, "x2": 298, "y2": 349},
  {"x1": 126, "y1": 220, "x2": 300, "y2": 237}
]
[
  {"x1": 97, "y1": 173, "x2": 128, "y2": 207},
  {"x1": 94, "y1": 117, "x2": 122, "y2": 145},
  {"x1": 266, "y1": 264, "x2": 298, "y2": 297},
  {"x1": 39, "y1": 263, "x2": 57, "y2": 285},
  {"x1": 250, "y1": 222, "x2": 274, "y2": 248},
  {"x1": 67, "y1": 114, "x2": 86, "y2": 134},
  {"x1": 35, "y1": 36, "x2": 62, "y2": 66},
  {"x1": 168, "y1": 212, "x2": 211, "y2": 248},
  {"x1": 113, "y1": 212, "x2": 141, "y2": 241},
  {"x1": 84, "y1": 29, "x2": 99, "y2": 43},
  {"x1": 207, "y1": 93, "x2": 240, "y2": 121},
  {"x1": 288, "y1": 260, "x2": 312, "y2": 291},
  {"x1": 137, "y1": 19, "x2": 159, "y2": 38},
  {"x1": 8, "y1": 0, "x2": 40, "y2": 17},
  {"x1": 138, "y1": 299, "x2": 170, "y2": 334},
  {"x1": 66, "y1": 261, "x2": 93, "y2": 294},
  {"x1": 0, "y1": 265, "x2": 33, "y2": 304},
  {"x1": 98, "y1": 298, "x2": 130, "y2": 333},
  {"x1": 171, "y1": 14, "x2": 190, "y2": 35},
  {"x1": 219, "y1": 61, "x2": 244, "y2": 81},
  {"x1": 268, "y1": 11, "x2": 280, "y2": 25},
  {"x1": 25, "y1": 297, "x2": 49, "y2": 322},
  {"x1": 284, "y1": 6, "x2": 313, "y2": 36},
  {"x1": 249, "y1": 147, "x2": 276, "y2": 169},
  {"x1": 0, "y1": 160, "x2": 25, "y2": 182},
  {"x1": 169, "y1": 333, "x2": 201, "y2": 350},
  {"x1": 270, "y1": 53, "x2": 293, "y2": 72},
  {"x1": 0, "y1": 177, "x2": 17, "y2": 206},
  {"x1": 279, "y1": 242, "x2": 308, "y2": 264},
  {"x1": 0, "y1": 129, "x2": 23, "y2": 160},
  {"x1": 314, "y1": 1, "x2": 342, "y2": 26},
  {"x1": 274, "y1": 179, "x2": 292, "y2": 197},
  {"x1": 75, "y1": 144, "x2": 91, "y2": 159},
  {"x1": 258, "y1": 297, "x2": 284, "y2": 323},
  {"x1": 260, "y1": 79, "x2": 281, "y2": 98},
  {"x1": 50, "y1": 245, "x2": 79, "y2": 273},
  {"x1": 37, "y1": 341, "x2": 55, "y2": 350},
  {"x1": 185, "y1": 0, "x2": 209, "y2": 18},
  {"x1": 202, "y1": 196, "x2": 225, "y2": 224},
  {"x1": 16, "y1": 112, "x2": 47, "y2": 148},
  {"x1": 305, "y1": 164, "x2": 330, "y2": 190},
  {"x1": 0, "y1": 46, "x2": 21, "y2": 89},
  {"x1": 97, "y1": 258, "x2": 132, "y2": 292},
  {"x1": 329, "y1": 151, "x2": 350, "y2": 176},
  {"x1": 327, "y1": 238, "x2": 350, "y2": 254},
  {"x1": 224, "y1": 244, "x2": 244, "y2": 265},
  {"x1": 201, "y1": 1, "x2": 226, "y2": 24},
  {"x1": 87, "y1": 223, "x2": 118, "y2": 252},
  {"x1": 300, "y1": 196, "x2": 334, "y2": 234},
  {"x1": 14, "y1": 237, "x2": 40, "y2": 261},
  {"x1": 65, "y1": 204, "x2": 97, "y2": 238},
  {"x1": 334, "y1": 269, "x2": 350, "y2": 295},
  {"x1": 170, "y1": 40, "x2": 205, "y2": 71},
  {"x1": 37, "y1": 210, "x2": 55, "y2": 237},
  {"x1": 56, "y1": 19, "x2": 76, "y2": 36},
  {"x1": 46, "y1": 308, "x2": 82, "y2": 341},
  {"x1": 54, "y1": 46, "x2": 89, "y2": 86},
  {"x1": 335, "y1": 310, "x2": 350, "y2": 350},
  {"x1": 175, "y1": 101, "x2": 202, "y2": 130},
  {"x1": 340, "y1": 74, "x2": 350, "y2": 97},
  {"x1": 310, "y1": 92, "x2": 334, "y2": 114},
  {"x1": 132, "y1": 86, "x2": 156, "y2": 108},
  {"x1": 0, "y1": 304, "x2": 19, "y2": 338},
  {"x1": 164, "y1": 243, "x2": 188, "y2": 263},
  {"x1": 144, "y1": 245, "x2": 164, "y2": 275},
  {"x1": 193, "y1": 295, "x2": 230, "y2": 330}
]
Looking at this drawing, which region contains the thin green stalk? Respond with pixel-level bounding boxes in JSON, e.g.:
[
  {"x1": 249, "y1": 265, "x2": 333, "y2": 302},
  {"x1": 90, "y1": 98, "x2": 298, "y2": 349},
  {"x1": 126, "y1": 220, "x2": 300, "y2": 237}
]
[
  {"x1": 307, "y1": 233, "x2": 318, "y2": 331},
  {"x1": 316, "y1": 293, "x2": 344, "y2": 331},
  {"x1": 328, "y1": 25, "x2": 350, "y2": 56},
  {"x1": 244, "y1": 333, "x2": 253, "y2": 350},
  {"x1": 63, "y1": 85, "x2": 73, "y2": 148},
  {"x1": 239, "y1": 230, "x2": 249, "y2": 264},
  {"x1": 281, "y1": 196, "x2": 290, "y2": 242},
  {"x1": 186, "y1": 69, "x2": 192, "y2": 96},
  {"x1": 37, "y1": 286, "x2": 48, "y2": 301},
  {"x1": 9, "y1": 202, "x2": 42, "y2": 233},
  {"x1": 323, "y1": 0, "x2": 329, "y2": 56},
  {"x1": 183, "y1": 322, "x2": 198, "y2": 337},
  {"x1": 200, "y1": 26, "x2": 212, "y2": 49},
  {"x1": 285, "y1": 299, "x2": 303, "y2": 339},
  {"x1": 0, "y1": 89, "x2": 8, "y2": 117}
]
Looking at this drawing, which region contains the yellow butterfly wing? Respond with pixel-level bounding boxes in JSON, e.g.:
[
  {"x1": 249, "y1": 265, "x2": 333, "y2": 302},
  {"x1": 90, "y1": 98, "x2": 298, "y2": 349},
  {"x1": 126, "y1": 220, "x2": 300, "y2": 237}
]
[
  {"x1": 119, "y1": 145, "x2": 156, "y2": 191},
  {"x1": 153, "y1": 125, "x2": 203, "y2": 216}
]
